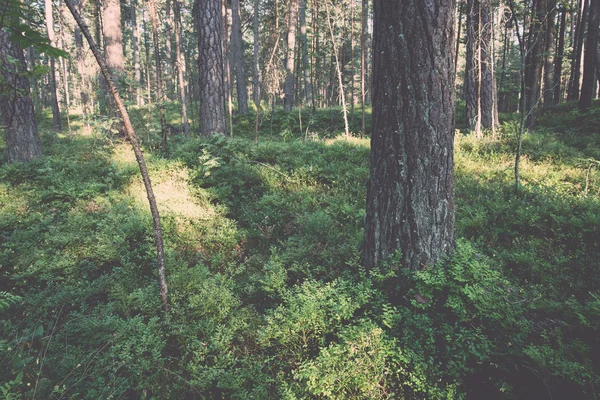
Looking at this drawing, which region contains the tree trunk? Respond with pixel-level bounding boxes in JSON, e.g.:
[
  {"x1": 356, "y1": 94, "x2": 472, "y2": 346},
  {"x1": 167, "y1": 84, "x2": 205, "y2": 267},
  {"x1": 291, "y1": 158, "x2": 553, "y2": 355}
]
[
  {"x1": 524, "y1": 0, "x2": 545, "y2": 130},
  {"x1": 480, "y1": 0, "x2": 497, "y2": 133},
  {"x1": 361, "y1": 0, "x2": 367, "y2": 136},
  {"x1": 74, "y1": 0, "x2": 89, "y2": 113},
  {"x1": 364, "y1": 0, "x2": 456, "y2": 271},
  {"x1": 45, "y1": 0, "x2": 62, "y2": 132},
  {"x1": 284, "y1": 0, "x2": 299, "y2": 112},
  {"x1": 132, "y1": 0, "x2": 142, "y2": 105},
  {"x1": 0, "y1": 29, "x2": 43, "y2": 163},
  {"x1": 231, "y1": 0, "x2": 249, "y2": 114},
  {"x1": 102, "y1": 0, "x2": 124, "y2": 79},
  {"x1": 567, "y1": 0, "x2": 588, "y2": 101},
  {"x1": 173, "y1": 0, "x2": 190, "y2": 138},
  {"x1": 579, "y1": 0, "x2": 600, "y2": 111},
  {"x1": 543, "y1": 0, "x2": 557, "y2": 106},
  {"x1": 325, "y1": 0, "x2": 349, "y2": 137},
  {"x1": 65, "y1": 0, "x2": 169, "y2": 310},
  {"x1": 465, "y1": 0, "x2": 481, "y2": 135},
  {"x1": 300, "y1": 0, "x2": 312, "y2": 106},
  {"x1": 148, "y1": 0, "x2": 168, "y2": 153},
  {"x1": 195, "y1": 0, "x2": 226, "y2": 135},
  {"x1": 253, "y1": 0, "x2": 260, "y2": 106},
  {"x1": 553, "y1": 5, "x2": 567, "y2": 104}
]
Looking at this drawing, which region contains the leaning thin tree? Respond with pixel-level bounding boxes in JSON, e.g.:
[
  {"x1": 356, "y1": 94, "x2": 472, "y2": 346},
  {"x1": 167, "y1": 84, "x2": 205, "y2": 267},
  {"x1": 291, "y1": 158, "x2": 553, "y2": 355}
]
[
  {"x1": 64, "y1": 0, "x2": 169, "y2": 311},
  {"x1": 364, "y1": 0, "x2": 457, "y2": 271}
]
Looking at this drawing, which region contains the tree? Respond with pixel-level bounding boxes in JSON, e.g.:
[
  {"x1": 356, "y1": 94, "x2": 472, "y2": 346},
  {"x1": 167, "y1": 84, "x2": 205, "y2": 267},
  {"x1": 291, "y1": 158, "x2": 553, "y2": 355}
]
[
  {"x1": 102, "y1": 0, "x2": 124, "y2": 79},
  {"x1": 231, "y1": 0, "x2": 249, "y2": 114},
  {"x1": 579, "y1": 0, "x2": 600, "y2": 111},
  {"x1": 364, "y1": 0, "x2": 456, "y2": 270},
  {"x1": 283, "y1": 0, "x2": 299, "y2": 112},
  {"x1": 148, "y1": 0, "x2": 168, "y2": 152},
  {"x1": 45, "y1": 0, "x2": 62, "y2": 132},
  {"x1": 173, "y1": 0, "x2": 190, "y2": 138},
  {"x1": 0, "y1": 28, "x2": 43, "y2": 163},
  {"x1": 195, "y1": 0, "x2": 226, "y2": 135}
]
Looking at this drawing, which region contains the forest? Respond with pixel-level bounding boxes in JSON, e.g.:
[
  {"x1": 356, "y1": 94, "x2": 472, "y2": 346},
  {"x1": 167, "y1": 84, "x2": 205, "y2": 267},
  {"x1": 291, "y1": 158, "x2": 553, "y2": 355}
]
[{"x1": 1, "y1": 0, "x2": 600, "y2": 398}]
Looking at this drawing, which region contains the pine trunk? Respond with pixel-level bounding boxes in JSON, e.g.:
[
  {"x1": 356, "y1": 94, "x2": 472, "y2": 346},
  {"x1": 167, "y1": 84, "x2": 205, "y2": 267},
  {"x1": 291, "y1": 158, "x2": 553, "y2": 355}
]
[
  {"x1": 196, "y1": 0, "x2": 227, "y2": 135},
  {"x1": 579, "y1": 0, "x2": 600, "y2": 111},
  {"x1": 553, "y1": 6, "x2": 567, "y2": 104},
  {"x1": 465, "y1": 0, "x2": 481, "y2": 135},
  {"x1": 284, "y1": 0, "x2": 299, "y2": 112},
  {"x1": 45, "y1": 0, "x2": 62, "y2": 132},
  {"x1": 364, "y1": 0, "x2": 456, "y2": 271},
  {"x1": 0, "y1": 29, "x2": 43, "y2": 163},
  {"x1": 231, "y1": 0, "x2": 249, "y2": 114}
]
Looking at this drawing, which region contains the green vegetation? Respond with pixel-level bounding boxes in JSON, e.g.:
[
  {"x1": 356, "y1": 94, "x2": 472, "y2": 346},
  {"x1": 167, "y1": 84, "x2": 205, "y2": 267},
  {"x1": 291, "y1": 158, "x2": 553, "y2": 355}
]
[{"x1": 1, "y1": 104, "x2": 600, "y2": 399}]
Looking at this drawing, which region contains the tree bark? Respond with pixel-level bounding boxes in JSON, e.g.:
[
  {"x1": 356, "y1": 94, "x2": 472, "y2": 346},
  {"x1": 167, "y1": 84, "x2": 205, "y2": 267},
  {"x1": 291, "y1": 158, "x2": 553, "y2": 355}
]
[
  {"x1": 542, "y1": 0, "x2": 557, "y2": 106},
  {"x1": 465, "y1": 0, "x2": 481, "y2": 135},
  {"x1": 173, "y1": 0, "x2": 190, "y2": 138},
  {"x1": 65, "y1": 0, "x2": 169, "y2": 310},
  {"x1": 284, "y1": 0, "x2": 299, "y2": 112},
  {"x1": 148, "y1": 0, "x2": 168, "y2": 153},
  {"x1": 567, "y1": 0, "x2": 588, "y2": 101},
  {"x1": 45, "y1": 0, "x2": 62, "y2": 132},
  {"x1": 579, "y1": 0, "x2": 600, "y2": 111},
  {"x1": 102, "y1": 0, "x2": 124, "y2": 78},
  {"x1": 132, "y1": 0, "x2": 142, "y2": 105},
  {"x1": 0, "y1": 29, "x2": 43, "y2": 163},
  {"x1": 195, "y1": 0, "x2": 226, "y2": 135},
  {"x1": 553, "y1": 5, "x2": 566, "y2": 104},
  {"x1": 231, "y1": 0, "x2": 249, "y2": 114},
  {"x1": 361, "y1": 0, "x2": 367, "y2": 136},
  {"x1": 74, "y1": 0, "x2": 89, "y2": 113},
  {"x1": 480, "y1": 0, "x2": 497, "y2": 133},
  {"x1": 253, "y1": 0, "x2": 260, "y2": 106},
  {"x1": 524, "y1": 0, "x2": 545, "y2": 130},
  {"x1": 300, "y1": 0, "x2": 312, "y2": 106},
  {"x1": 364, "y1": 0, "x2": 456, "y2": 271},
  {"x1": 325, "y1": 0, "x2": 349, "y2": 137}
]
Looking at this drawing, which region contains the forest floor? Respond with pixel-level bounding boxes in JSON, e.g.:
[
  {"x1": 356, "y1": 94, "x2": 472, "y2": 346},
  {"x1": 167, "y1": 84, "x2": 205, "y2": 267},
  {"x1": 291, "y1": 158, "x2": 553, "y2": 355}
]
[{"x1": 1, "y1": 102, "x2": 600, "y2": 399}]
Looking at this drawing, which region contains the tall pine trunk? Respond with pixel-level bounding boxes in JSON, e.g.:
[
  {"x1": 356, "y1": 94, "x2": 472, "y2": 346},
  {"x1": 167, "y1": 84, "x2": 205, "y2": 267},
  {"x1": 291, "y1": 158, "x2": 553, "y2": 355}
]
[
  {"x1": 0, "y1": 29, "x2": 43, "y2": 162},
  {"x1": 45, "y1": 0, "x2": 62, "y2": 132},
  {"x1": 542, "y1": 0, "x2": 557, "y2": 106},
  {"x1": 567, "y1": 0, "x2": 588, "y2": 101},
  {"x1": 231, "y1": 0, "x2": 249, "y2": 114},
  {"x1": 553, "y1": 5, "x2": 567, "y2": 104},
  {"x1": 196, "y1": 0, "x2": 226, "y2": 135},
  {"x1": 148, "y1": 0, "x2": 168, "y2": 152},
  {"x1": 579, "y1": 0, "x2": 600, "y2": 111},
  {"x1": 173, "y1": 0, "x2": 190, "y2": 137},
  {"x1": 365, "y1": 0, "x2": 456, "y2": 271},
  {"x1": 284, "y1": 0, "x2": 299, "y2": 112}
]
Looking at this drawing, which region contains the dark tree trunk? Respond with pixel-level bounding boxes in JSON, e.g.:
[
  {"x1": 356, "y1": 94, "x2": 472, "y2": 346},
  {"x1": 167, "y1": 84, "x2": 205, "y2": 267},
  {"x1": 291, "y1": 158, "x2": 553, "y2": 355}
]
[
  {"x1": 0, "y1": 29, "x2": 43, "y2": 163},
  {"x1": 195, "y1": 0, "x2": 226, "y2": 135},
  {"x1": 364, "y1": 0, "x2": 456, "y2": 271},
  {"x1": 231, "y1": 0, "x2": 249, "y2": 114},
  {"x1": 543, "y1": 0, "x2": 557, "y2": 106},
  {"x1": 567, "y1": 0, "x2": 588, "y2": 101},
  {"x1": 284, "y1": 0, "x2": 299, "y2": 112},
  {"x1": 65, "y1": 0, "x2": 169, "y2": 310},
  {"x1": 360, "y1": 0, "x2": 367, "y2": 136},
  {"x1": 580, "y1": 0, "x2": 600, "y2": 111},
  {"x1": 465, "y1": 0, "x2": 480, "y2": 135},
  {"x1": 173, "y1": 0, "x2": 190, "y2": 138},
  {"x1": 45, "y1": 0, "x2": 62, "y2": 132},
  {"x1": 524, "y1": 0, "x2": 545, "y2": 130},
  {"x1": 553, "y1": 5, "x2": 567, "y2": 104}
]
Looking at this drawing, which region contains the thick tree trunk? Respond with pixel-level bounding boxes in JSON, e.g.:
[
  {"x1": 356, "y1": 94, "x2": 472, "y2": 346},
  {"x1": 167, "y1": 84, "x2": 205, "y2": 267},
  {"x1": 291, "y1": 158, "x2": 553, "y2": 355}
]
[
  {"x1": 196, "y1": 0, "x2": 226, "y2": 135},
  {"x1": 102, "y1": 0, "x2": 124, "y2": 79},
  {"x1": 579, "y1": 0, "x2": 600, "y2": 111},
  {"x1": 173, "y1": 0, "x2": 190, "y2": 138},
  {"x1": 284, "y1": 0, "x2": 299, "y2": 112},
  {"x1": 65, "y1": 0, "x2": 169, "y2": 310},
  {"x1": 364, "y1": 0, "x2": 456, "y2": 271},
  {"x1": 0, "y1": 29, "x2": 43, "y2": 163},
  {"x1": 148, "y1": 0, "x2": 168, "y2": 152},
  {"x1": 45, "y1": 0, "x2": 62, "y2": 132},
  {"x1": 231, "y1": 0, "x2": 249, "y2": 114},
  {"x1": 553, "y1": 5, "x2": 567, "y2": 104},
  {"x1": 465, "y1": 0, "x2": 481, "y2": 135},
  {"x1": 360, "y1": 0, "x2": 367, "y2": 136}
]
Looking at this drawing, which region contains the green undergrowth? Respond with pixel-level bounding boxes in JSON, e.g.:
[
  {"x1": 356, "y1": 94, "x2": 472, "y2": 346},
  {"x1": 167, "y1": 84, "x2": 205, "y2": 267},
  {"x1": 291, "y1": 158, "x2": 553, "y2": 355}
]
[{"x1": 1, "y1": 104, "x2": 599, "y2": 399}]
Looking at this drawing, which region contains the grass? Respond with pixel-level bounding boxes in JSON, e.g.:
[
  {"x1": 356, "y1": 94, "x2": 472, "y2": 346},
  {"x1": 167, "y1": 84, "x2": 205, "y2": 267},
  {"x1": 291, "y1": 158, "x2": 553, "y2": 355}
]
[{"x1": 1, "y1": 103, "x2": 599, "y2": 399}]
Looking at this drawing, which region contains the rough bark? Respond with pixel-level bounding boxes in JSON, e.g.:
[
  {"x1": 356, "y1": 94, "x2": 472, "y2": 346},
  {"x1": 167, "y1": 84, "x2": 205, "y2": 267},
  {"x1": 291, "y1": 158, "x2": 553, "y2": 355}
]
[
  {"x1": 253, "y1": 0, "x2": 260, "y2": 106},
  {"x1": 480, "y1": 0, "x2": 497, "y2": 132},
  {"x1": 465, "y1": 0, "x2": 481, "y2": 134},
  {"x1": 524, "y1": 0, "x2": 545, "y2": 130},
  {"x1": 195, "y1": 0, "x2": 226, "y2": 135},
  {"x1": 65, "y1": 0, "x2": 169, "y2": 310},
  {"x1": 173, "y1": 0, "x2": 190, "y2": 137},
  {"x1": 284, "y1": 0, "x2": 299, "y2": 112},
  {"x1": 231, "y1": 0, "x2": 249, "y2": 114},
  {"x1": 102, "y1": 0, "x2": 124, "y2": 78},
  {"x1": 364, "y1": 0, "x2": 456, "y2": 271},
  {"x1": 579, "y1": 0, "x2": 600, "y2": 111},
  {"x1": 542, "y1": 0, "x2": 557, "y2": 106},
  {"x1": 567, "y1": 0, "x2": 588, "y2": 101},
  {"x1": 45, "y1": 0, "x2": 62, "y2": 132},
  {"x1": 0, "y1": 29, "x2": 43, "y2": 163},
  {"x1": 553, "y1": 5, "x2": 566, "y2": 104}
]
